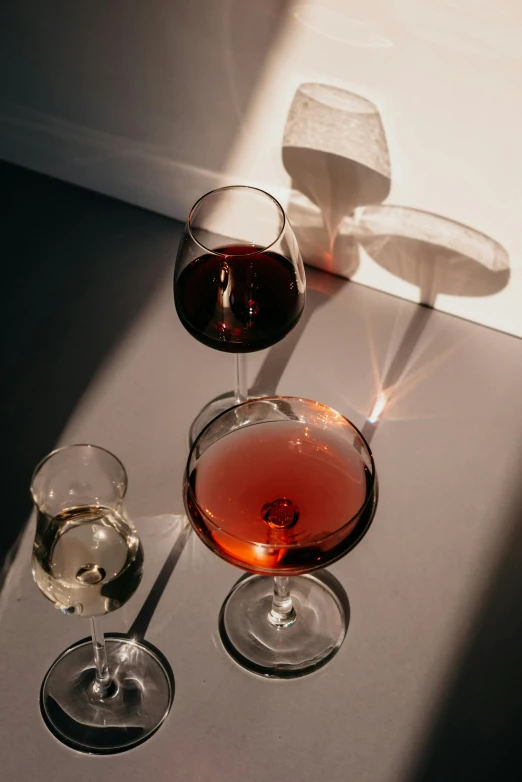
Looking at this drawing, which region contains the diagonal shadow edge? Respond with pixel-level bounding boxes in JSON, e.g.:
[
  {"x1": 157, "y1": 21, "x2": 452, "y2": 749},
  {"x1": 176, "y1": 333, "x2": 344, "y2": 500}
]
[{"x1": 129, "y1": 521, "x2": 192, "y2": 641}]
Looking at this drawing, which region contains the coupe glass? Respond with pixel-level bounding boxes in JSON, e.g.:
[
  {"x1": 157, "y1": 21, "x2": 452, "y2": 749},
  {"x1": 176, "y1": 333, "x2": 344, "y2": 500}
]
[
  {"x1": 31, "y1": 444, "x2": 172, "y2": 753},
  {"x1": 184, "y1": 397, "x2": 377, "y2": 677},
  {"x1": 174, "y1": 185, "x2": 306, "y2": 444}
]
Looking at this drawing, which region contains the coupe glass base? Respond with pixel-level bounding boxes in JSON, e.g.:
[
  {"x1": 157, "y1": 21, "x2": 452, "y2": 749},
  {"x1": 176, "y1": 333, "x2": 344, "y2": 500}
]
[
  {"x1": 219, "y1": 573, "x2": 348, "y2": 678},
  {"x1": 40, "y1": 636, "x2": 173, "y2": 754}
]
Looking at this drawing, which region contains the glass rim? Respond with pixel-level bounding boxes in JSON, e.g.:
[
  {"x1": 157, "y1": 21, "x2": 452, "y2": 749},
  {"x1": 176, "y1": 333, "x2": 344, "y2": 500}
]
[
  {"x1": 187, "y1": 185, "x2": 287, "y2": 257},
  {"x1": 30, "y1": 443, "x2": 128, "y2": 505},
  {"x1": 184, "y1": 396, "x2": 376, "y2": 550}
]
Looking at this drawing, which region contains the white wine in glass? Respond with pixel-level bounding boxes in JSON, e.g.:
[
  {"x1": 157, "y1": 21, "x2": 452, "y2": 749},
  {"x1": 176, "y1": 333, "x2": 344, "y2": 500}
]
[{"x1": 31, "y1": 444, "x2": 172, "y2": 754}]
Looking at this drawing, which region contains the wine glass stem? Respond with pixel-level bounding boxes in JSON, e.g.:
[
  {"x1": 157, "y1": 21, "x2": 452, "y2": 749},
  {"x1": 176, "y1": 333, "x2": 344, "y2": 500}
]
[
  {"x1": 90, "y1": 616, "x2": 111, "y2": 697},
  {"x1": 234, "y1": 353, "x2": 248, "y2": 404},
  {"x1": 268, "y1": 576, "x2": 296, "y2": 628}
]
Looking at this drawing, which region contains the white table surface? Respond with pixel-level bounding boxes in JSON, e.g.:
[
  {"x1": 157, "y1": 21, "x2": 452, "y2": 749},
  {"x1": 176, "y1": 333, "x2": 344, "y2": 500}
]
[{"x1": 1, "y1": 166, "x2": 522, "y2": 782}]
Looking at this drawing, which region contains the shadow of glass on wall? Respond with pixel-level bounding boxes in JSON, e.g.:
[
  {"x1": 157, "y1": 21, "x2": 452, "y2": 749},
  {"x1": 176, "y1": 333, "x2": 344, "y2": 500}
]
[
  {"x1": 283, "y1": 83, "x2": 509, "y2": 300},
  {"x1": 358, "y1": 205, "x2": 510, "y2": 306},
  {"x1": 282, "y1": 83, "x2": 391, "y2": 277},
  {"x1": 283, "y1": 84, "x2": 510, "y2": 443},
  {"x1": 0, "y1": 162, "x2": 183, "y2": 574}
]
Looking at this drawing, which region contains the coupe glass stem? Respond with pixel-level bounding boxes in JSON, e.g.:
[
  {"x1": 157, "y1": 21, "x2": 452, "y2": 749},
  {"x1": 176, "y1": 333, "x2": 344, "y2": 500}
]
[
  {"x1": 90, "y1": 617, "x2": 111, "y2": 697},
  {"x1": 268, "y1": 576, "x2": 296, "y2": 628},
  {"x1": 234, "y1": 353, "x2": 248, "y2": 404}
]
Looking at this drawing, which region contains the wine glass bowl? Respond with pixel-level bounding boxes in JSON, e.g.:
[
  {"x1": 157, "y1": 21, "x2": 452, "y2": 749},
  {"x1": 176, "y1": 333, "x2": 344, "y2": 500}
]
[
  {"x1": 184, "y1": 397, "x2": 377, "y2": 677},
  {"x1": 30, "y1": 444, "x2": 172, "y2": 754},
  {"x1": 31, "y1": 444, "x2": 142, "y2": 618},
  {"x1": 176, "y1": 241, "x2": 305, "y2": 354},
  {"x1": 174, "y1": 186, "x2": 306, "y2": 443}
]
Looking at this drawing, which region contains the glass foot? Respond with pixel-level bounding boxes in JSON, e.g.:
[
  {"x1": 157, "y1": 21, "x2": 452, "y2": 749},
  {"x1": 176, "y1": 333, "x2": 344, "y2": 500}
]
[
  {"x1": 40, "y1": 636, "x2": 173, "y2": 754},
  {"x1": 189, "y1": 393, "x2": 245, "y2": 447},
  {"x1": 219, "y1": 572, "x2": 349, "y2": 678}
]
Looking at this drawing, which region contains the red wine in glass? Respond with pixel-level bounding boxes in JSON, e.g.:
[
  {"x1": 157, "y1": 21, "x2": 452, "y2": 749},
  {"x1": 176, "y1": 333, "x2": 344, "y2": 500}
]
[
  {"x1": 175, "y1": 244, "x2": 305, "y2": 353},
  {"x1": 174, "y1": 186, "x2": 306, "y2": 445}
]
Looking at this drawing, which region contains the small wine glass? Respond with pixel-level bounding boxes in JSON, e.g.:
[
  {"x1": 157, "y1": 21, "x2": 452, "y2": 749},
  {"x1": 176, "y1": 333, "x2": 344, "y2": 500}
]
[
  {"x1": 184, "y1": 397, "x2": 377, "y2": 677},
  {"x1": 31, "y1": 444, "x2": 172, "y2": 753},
  {"x1": 174, "y1": 185, "x2": 306, "y2": 445}
]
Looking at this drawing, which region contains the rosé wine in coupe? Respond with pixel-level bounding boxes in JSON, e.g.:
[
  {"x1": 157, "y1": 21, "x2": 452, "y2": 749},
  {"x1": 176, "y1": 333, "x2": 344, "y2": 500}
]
[
  {"x1": 175, "y1": 244, "x2": 304, "y2": 353},
  {"x1": 185, "y1": 418, "x2": 374, "y2": 574}
]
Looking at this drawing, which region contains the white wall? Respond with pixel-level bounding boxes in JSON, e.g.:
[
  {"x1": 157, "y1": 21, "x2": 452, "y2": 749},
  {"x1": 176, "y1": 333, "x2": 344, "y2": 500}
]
[
  {"x1": 2, "y1": 0, "x2": 521, "y2": 337},
  {"x1": 0, "y1": 0, "x2": 288, "y2": 213}
]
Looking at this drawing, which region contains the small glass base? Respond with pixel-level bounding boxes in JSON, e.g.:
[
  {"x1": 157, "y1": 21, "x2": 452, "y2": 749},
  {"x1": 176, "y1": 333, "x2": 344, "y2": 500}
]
[
  {"x1": 40, "y1": 636, "x2": 173, "y2": 754},
  {"x1": 219, "y1": 573, "x2": 349, "y2": 678}
]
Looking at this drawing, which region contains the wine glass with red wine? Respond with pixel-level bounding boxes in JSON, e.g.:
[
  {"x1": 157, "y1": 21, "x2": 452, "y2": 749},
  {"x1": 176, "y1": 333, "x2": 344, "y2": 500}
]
[
  {"x1": 174, "y1": 186, "x2": 306, "y2": 444},
  {"x1": 184, "y1": 396, "x2": 378, "y2": 678}
]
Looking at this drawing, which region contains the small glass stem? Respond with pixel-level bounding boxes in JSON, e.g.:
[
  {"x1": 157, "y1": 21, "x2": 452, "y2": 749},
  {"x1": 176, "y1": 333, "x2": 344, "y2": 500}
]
[
  {"x1": 90, "y1": 617, "x2": 111, "y2": 697},
  {"x1": 234, "y1": 353, "x2": 248, "y2": 404},
  {"x1": 268, "y1": 576, "x2": 296, "y2": 628}
]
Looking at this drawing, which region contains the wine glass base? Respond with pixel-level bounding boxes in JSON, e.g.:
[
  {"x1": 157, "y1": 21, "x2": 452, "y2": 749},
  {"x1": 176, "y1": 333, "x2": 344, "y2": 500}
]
[
  {"x1": 189, "y1": 393, "x2": 246, "y2": 447},
  {"x1": 40, "y1": 635, "x2": 173, "y2": 754},
  {"x1": 219, "y1": 573, "x2": 348, "y2": 678}
]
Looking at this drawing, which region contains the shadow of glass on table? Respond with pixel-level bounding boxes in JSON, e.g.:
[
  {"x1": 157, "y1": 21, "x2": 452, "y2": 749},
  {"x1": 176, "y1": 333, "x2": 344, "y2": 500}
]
[
  {"x1": 250, "y1": 265, "x2": 348, "y2": 398},
  {"x1": 219, "y1": 568, "x2": 352, "y2": 679},
  {"x1": 41, "y1": 634, "x2": 176, "y2": 755},
  {"x1": 357, "y1": 205, "x2": 510, "y2": 443}
]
